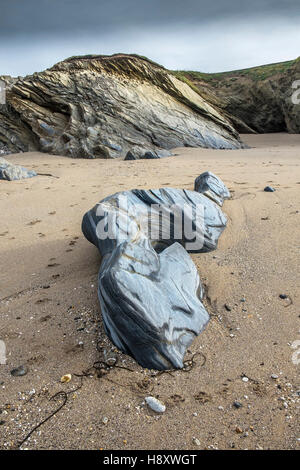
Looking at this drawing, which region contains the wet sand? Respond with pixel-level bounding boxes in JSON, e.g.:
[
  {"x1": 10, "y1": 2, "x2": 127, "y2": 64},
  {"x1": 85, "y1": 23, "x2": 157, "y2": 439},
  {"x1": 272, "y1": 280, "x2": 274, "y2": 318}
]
[{"x1": 0, "y1": 133, "x2": 299, "y2": 450}]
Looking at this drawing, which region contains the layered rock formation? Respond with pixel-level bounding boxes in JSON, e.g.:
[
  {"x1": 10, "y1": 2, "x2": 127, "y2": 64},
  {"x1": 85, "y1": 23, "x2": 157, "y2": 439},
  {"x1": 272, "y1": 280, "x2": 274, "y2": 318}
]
[
  {"x1": 181, "y1": 58, "x2": 300, "y2": 133},
  {"x1": 0, "y1": 54, "x2": 243, "y2": 157},
  {"x1": 82, "y1": 181, "x2": 229, "y2": 370}
]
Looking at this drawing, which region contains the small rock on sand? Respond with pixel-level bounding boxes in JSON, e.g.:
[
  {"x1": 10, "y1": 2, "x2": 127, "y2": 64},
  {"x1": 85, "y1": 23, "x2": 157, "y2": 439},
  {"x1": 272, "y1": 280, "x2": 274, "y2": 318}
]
[{"x1": 145, "y1": 396, "x2": 166, "y2": 413}]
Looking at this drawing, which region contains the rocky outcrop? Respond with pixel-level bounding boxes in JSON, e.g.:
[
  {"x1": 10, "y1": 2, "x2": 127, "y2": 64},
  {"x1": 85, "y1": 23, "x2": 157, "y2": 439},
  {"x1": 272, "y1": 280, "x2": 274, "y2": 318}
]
[
  {"x1": 182, "y1": 58, "x2": 300, "y2": 133},
  {"x1": 0, "y1": 157, "x2": 37, "y2": 181},
  {"x1": 82, "y1": 185, "x2": 228, "y2": 369},
  {"x1": 0, "y1": 54, "x2": 244, "y2": 157}
]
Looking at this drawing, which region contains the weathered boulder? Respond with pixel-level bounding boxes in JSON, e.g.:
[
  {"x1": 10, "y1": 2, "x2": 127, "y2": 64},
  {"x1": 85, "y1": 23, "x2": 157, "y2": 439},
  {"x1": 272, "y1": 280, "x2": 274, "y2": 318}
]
[
  {"x1": 98, "y1": 240, "x2": 209, "y2": 369},
  {"x1": 82, "y1": 185, "x2": 228, "y2": 369},
  {"x1": 0, "y1": 54, "x2": 244, "y2": 157},
  {"x1": 82, "y1": 187, "x2": 227, "y2": 256},
  {"x1": 124, "y1": 148, "x2": 173, "y2": 160},
  {"x1": 0, "y1": 157, "x2": 37, "y2": 181},
  {"x1": 183, "y1": 58, "x2": 300, "y2": 133},
  {"x1": 194, "y1": 171, "x2": 230, "y2": 206}
]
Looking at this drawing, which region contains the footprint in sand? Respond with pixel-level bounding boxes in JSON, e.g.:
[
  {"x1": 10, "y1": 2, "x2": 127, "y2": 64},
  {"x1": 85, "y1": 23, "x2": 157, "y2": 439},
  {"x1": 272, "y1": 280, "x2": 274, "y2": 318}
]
[
  {"x1": 35, "y1": 298, "x2": 51, "y2": 304},
  {"x1": 27, "y1": 219, "x2": 41, "y2": 226}
]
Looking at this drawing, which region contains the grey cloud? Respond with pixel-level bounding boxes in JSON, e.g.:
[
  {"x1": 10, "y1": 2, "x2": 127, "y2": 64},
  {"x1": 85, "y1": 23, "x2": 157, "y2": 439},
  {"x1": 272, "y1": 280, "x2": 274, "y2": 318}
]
[
  {"x1": 0, "y1": 1, "x2": 300, "y2": 76},
  {"x1": 1, "y1": 0, "x2": 300, "y2": 36}
]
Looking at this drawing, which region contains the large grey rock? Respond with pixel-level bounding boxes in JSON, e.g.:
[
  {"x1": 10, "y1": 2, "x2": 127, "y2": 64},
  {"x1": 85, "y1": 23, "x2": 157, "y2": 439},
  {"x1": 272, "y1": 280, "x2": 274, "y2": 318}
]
[
  {"x1": 0, "y1": 54, "x2": 244, "y2": 157},
  {"x1": 82, "y1": 187, "x2": 227, "y2": 256},
  {"x1": 82, "y1": 186, "x2": 228, "y2": 370},
  {"x1": 194, "y1": 171, "x2": 230, "y2": 206},
  {"x1": 0, "y1": 157, "x2": 37, "y2": 181},
  {"x1": 98, "y1": 240, "x2": 209, "y2": 370}
]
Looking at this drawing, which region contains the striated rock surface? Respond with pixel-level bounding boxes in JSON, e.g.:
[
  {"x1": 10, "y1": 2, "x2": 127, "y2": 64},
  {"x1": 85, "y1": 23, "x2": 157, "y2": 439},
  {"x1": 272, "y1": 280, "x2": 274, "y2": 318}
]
[
  {"x1": 0, "y1": 157, "x2": 37, "y2": 181},
  {"x1": 82, "y1": 184, "x2": 228, "y2": 369},
  {"x1": 180, "y1": 58, "x2": 300, "y2": 133},
  {"x1": 0, "y1": 54, "x2": 243, "y2": 157},
  {"x1": 82, "y1": 187, "x2": 227, "y2": 255},
  {"x1": 194, "y1": 171, "x2": 230, "y2": 206},
  {"x1": 98, "y1": 240, "x2": 209, "y2": 370}
]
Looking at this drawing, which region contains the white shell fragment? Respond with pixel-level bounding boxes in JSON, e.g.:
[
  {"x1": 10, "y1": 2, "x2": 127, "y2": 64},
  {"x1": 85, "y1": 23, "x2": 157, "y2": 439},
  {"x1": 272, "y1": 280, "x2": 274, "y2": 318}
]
[
  {"x1": 145, "y1": 396, "x2": 166, "y2": 413},
  {"x1": 60, "y1": 374, "x2": 72, "y2": 383}
]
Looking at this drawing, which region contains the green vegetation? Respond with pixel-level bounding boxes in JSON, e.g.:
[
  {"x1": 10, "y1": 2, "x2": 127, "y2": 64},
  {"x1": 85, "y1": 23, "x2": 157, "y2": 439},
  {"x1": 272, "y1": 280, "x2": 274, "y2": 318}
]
[
  {"x1": 171, "y1": 71, "x2": 207, "y2": 95},
  {"x1": 174, "y1": 59, "x2": 297, "y2": 83}
]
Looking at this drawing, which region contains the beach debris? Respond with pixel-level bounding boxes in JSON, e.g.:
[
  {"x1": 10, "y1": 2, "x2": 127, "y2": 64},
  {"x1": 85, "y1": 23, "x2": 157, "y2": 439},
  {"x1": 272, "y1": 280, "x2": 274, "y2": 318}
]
[
  {"x1": 102, "y1": 417, "x2": 109, "y2": 425},
  {"x1": 10, "y1": 365, "x2": 28, "y2": 377},
  {"x1": 145, "y1": 396, "x2": 166, "y2": 413},
  {"x1": 60, "y1": 374, "x2": 72, "y2": 383},
  {"x1": 0, "y1": 157, "x2": 37, "y2": 181},
  {"x1": 194, "y1": 171, "x2": 230, "y2": 206},
  {"x1": 264, "y1": 186, "x2": 276, "y2": 192}
]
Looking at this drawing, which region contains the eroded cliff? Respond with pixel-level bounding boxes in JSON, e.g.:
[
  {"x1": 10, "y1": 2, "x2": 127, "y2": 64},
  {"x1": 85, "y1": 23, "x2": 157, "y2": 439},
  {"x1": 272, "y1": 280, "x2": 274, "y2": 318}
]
[{"x1": 0, "y1": 54, "x2": 243, "y2": 157}]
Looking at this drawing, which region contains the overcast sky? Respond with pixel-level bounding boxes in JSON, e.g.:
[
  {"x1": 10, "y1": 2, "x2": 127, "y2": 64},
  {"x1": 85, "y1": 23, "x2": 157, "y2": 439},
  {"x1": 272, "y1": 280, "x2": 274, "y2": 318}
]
[{"x1": 1, "y1": 0, "x2": 300, "y2": 76}]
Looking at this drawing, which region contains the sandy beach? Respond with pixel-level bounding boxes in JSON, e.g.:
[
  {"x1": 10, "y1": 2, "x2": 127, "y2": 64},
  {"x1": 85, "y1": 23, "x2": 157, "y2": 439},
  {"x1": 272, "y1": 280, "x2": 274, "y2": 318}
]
[{"x1": 0, "y1": 133, "x2": 299, "y2": 450}]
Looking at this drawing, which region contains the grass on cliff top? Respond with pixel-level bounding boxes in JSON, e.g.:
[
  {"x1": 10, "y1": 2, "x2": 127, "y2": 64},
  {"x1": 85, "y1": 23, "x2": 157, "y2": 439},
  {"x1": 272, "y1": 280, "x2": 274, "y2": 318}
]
[{"x1": 173, "y1": 58, "x2": 298, "y2": 83}]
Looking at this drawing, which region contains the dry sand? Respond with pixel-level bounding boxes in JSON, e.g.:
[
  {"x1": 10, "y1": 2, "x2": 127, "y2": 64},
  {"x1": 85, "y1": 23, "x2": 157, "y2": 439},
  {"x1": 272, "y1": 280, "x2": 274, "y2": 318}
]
[{"x1": 0, "y1": 133, "x2": 299, "y2": 450}]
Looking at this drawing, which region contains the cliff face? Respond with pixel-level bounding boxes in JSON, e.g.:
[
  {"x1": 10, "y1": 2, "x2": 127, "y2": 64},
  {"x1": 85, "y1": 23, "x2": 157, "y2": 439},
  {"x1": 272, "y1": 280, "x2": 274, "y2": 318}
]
[
  {"x1": 0, "y1": 54, "x2": 243, "y2": 157},
  {"x1": 181, "y1": 58, "x2": 300, "y2": 134}
]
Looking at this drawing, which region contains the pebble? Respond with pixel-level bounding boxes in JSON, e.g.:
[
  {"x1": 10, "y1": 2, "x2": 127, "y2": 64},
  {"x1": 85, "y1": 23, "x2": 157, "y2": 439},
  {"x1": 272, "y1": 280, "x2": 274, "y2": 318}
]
[
  {"x1": 271, "y1": 374, "x2": 279, "y2": 380},
  {"x1": 145, "y1": 396, "x2": 166, "y2": 413},
  {"x1": 102, "y1": 417, "x2": 109, "y2": 425},
  {"x1": 224, "y1": 304, "x2": 232, "y2": 311},
  {"x1": 233, "y1": 401, "x2": 242, "y2": 409},
  {"x1": 242, "y1": 377, "x2": 249, "y2": 383},
  {"x1": 264, "y1": 186, "x2": 276, "y2": 192},
  {"x1": 192, "y1": 437, "x2": 201, "y2": 446},
  {"x1": 279, "y1": 294, "x2": 288, "y2": 299},
  {"x1": 10, "y1": 365, "x2": 28, "y2": 377}
]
